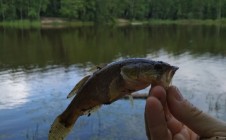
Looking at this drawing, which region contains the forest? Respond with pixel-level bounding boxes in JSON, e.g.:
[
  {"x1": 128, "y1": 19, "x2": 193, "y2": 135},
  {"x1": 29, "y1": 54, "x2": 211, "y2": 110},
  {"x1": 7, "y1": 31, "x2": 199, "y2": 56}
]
[{"x1": 0, "y1": 0, "x2": 226, "y2": 23}]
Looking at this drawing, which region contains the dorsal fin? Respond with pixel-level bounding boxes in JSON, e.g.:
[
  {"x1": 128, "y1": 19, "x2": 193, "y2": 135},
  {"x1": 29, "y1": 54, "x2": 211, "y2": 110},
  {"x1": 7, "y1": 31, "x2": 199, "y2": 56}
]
[
  {"x1": 67, "y1": 75, "x2": 90, "y2": 99},
  {"x1": 89, "y1": 63, "x2": 108, "y2": 72},
  {"x1": 96, "y1": 63, "x2": 108, "y2": 69}
]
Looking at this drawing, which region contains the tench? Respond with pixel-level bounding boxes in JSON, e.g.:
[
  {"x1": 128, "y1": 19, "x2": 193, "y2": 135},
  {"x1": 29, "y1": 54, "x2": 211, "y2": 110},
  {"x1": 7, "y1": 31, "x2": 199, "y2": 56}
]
[{"x1": 49, "y1": 58, "x2": 178, "y2": 140}]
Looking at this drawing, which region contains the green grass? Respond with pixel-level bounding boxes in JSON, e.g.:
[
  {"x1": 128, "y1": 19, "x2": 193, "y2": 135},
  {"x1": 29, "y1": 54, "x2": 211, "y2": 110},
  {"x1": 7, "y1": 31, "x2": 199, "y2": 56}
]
[
  {"x1": 1, "y1": 18, "x2": 226, "y2": 28},
  {"x1": 0, "y1": 20, "x2": 41, "y2": 28},
  {"x1": 62, "y1": 21, "x2": 94, "y2": 26},
  {"x1": 0, "y1": 19, "x2": 93, "y2": 28},
  {"x1": 148, "y1": 18, "x2": 226, "y2": 26}
]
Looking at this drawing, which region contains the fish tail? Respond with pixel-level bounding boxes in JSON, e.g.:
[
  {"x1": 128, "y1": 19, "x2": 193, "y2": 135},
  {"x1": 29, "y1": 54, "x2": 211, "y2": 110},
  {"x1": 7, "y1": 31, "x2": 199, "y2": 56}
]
[{"x1": 48, "y1": 114, "x2": 79, "y2": 140}]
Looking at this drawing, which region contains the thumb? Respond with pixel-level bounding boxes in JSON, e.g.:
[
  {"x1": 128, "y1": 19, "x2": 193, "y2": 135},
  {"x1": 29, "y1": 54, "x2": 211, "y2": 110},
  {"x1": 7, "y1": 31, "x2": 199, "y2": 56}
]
[{"x1": 167, "y1": 86, "x2": 226, "y2": 138}]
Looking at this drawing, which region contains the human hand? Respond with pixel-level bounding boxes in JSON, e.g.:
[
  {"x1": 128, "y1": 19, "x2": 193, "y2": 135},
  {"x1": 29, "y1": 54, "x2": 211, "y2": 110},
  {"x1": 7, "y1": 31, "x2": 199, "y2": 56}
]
[{"x1": 145, "y1": 86, "x2": 226, "y2": 140}]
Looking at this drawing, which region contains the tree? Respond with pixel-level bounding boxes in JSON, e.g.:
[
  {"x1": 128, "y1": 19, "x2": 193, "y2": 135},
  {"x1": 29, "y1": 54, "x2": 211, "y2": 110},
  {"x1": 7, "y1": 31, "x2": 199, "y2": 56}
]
[
  {"x1": 79, "y1": 0, "x2": 96, "y2": 21},
  {"x1": 132, "y1": 0, "x2": 150, "y2": 20},
  {"x1": 4, "y1": 0, "x2": 17, "y2": 20},
  {"x1": 0, "y1": 0, "x2": 7, "y2": 21},
  {"x1": 15, "y1": 0, "x2": 28, "y2": 21},
  {"x1": 60, "y1": 0, "x2": 84, "y2": 20},
  {"x1": 26, "y1": 0, "x2": 49, "y2": 20},
  {"x1": 217, "y1": 0, "x2": 222, "y2": 19},
  {"x1": 44, "y1": 0, "x2": 61, "y2": 17},
  {"x1": 94, "y1": 0, "x2": 114, "y2": 23},
  {"x1": 1, "y1": 0, "x2": 226, "y2": 22}
]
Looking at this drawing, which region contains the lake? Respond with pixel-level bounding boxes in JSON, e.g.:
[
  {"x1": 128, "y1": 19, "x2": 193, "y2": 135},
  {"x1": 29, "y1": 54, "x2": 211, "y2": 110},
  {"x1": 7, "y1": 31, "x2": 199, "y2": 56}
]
[{"x1": 0, "y1": 25, "x2": 226, "y2": 140}]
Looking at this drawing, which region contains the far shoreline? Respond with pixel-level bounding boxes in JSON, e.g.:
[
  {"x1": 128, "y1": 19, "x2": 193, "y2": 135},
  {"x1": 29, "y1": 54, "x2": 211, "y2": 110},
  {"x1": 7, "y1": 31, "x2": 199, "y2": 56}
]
[{"x1": 0, "y1": 18, "x2": 226, "y2": 28}]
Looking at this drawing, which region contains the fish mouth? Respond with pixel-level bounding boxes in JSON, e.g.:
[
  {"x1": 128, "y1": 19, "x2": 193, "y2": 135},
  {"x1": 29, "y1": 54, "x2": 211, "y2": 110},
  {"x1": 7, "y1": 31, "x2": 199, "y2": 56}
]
[
  {"x1": 166, "y1": 66, "x2": 179, "y2": 86},
  {"x1": 170, "y1": 66, "x2": 179, "y2": 77}
]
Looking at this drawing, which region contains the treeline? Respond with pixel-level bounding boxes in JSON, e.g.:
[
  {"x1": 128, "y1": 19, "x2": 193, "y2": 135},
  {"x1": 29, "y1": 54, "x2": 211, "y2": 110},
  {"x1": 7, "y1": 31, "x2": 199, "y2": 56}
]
[{"x1": 0, "y1": 0, "x2": 226, "y2": 23}]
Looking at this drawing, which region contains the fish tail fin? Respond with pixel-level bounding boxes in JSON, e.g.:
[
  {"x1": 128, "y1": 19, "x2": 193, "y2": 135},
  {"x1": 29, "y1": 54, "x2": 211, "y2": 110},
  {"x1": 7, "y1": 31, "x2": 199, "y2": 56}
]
[{"x1": 48, "y1": 114, "x2": 79, "y2": 140}]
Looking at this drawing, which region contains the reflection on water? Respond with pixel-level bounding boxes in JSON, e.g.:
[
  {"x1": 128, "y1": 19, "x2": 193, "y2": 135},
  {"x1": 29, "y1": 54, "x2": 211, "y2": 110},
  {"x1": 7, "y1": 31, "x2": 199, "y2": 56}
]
[
  {"x1": 1, "y1": 25, "x2": 226, "y2": 68},
  {"x1": 0, "y1": 70, "x2": 29, "y2": 109},
  {"x1": 0, "y1": 25, "x2": 226, "y2": 139}
]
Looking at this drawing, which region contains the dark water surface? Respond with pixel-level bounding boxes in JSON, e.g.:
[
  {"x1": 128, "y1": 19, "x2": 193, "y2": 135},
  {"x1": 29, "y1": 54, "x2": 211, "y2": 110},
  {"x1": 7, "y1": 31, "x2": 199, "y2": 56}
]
[{"x1": 0, "y1": 25, "x2": 226, "y2": 140}]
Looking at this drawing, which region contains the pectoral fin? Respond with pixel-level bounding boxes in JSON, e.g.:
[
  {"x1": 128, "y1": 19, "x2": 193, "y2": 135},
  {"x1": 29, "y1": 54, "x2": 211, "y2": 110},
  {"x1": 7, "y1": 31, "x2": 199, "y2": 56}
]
[
  {"x1": 67, "y1": 75, "x2": 90, "y2": 99},
  {"x1": 82, "y1": 105, "x2": 101, "y2": 116}
]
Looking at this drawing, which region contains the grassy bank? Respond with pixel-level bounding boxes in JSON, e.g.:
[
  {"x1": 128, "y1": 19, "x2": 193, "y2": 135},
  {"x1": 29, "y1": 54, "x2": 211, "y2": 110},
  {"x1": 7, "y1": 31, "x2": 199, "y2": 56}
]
[
  {"x1": 40, "y1": 17, "x2": 94, "y2": 28},
  {"x1": 111, "y1": 18, "x2": 226, "y2": 26},
  {"x1": 147, "y1": 18, "x2": 226, "y2": 26},
  {"x1": 1, "y1": 18, "x2": 226, "y2": 28},
  {"x1": 0, "y1": 18, "x2": 94, "y2": 28},
  {"x1": 0, "y1": 20, "x2": 41, "y2": 28}
]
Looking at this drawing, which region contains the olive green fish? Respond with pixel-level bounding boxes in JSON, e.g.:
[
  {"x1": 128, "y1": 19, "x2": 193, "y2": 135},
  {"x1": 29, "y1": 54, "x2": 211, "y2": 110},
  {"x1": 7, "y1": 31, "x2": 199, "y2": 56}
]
[{"x1": 49, "y1": 58, "x2": 178, "y2": 140}]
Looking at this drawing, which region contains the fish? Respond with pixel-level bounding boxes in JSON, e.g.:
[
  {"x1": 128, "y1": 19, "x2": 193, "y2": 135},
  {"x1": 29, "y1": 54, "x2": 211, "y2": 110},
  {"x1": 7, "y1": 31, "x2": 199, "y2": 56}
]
[{"x1": 48, "y1": 58, "x2": 179, "y2": 140}]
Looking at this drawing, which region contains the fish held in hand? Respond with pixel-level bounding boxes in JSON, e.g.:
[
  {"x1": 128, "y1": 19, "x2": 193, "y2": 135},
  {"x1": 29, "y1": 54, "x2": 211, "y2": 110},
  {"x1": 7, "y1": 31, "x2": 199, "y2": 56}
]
[{"x1": 48, "y1": 58, "x2": 178, "y2": 140}]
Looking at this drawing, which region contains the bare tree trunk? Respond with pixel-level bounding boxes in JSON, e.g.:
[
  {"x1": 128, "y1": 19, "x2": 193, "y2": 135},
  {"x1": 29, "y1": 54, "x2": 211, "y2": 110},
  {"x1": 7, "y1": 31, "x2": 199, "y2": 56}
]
[
  {"x1": 27, "y1": 0, "x2": 30, "y2": 20},
  {"x1": 20, "y1": 7, "x2": 23, "y2": 21},
  {"x1": 131, "y1": 0, "x2": 135, "y2": 20},
  {"x1": 38, "y1": 0, "x2": 43, "y2": 20},
  {"x1": 19, "y1": 0, "x2": 23, "y2": 21},
  {"x1": 1, "y1": 0, "x2": 5, "y2": 21},
  {"x1": 217, "y1": 0, "x2": 222, "y2": 19}
]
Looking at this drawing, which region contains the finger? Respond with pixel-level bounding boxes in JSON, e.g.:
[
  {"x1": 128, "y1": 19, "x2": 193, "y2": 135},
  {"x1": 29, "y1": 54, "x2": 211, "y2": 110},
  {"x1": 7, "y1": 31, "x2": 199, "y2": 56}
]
[
  {"x1": 173, "y1": 127, "x2": 190, "y2": 140},
  {"x1": 150, "y1": 86, "x2": 184, "y2": 136},
  {"x1": 145, "y1": 86, "x2": 167, "y2": 139},
  {"x1": 150, "y1": 86, "x2": 185, "y2": 135},
  {"x1": 187, "y1": 126, "x2": 199, "y2": 140},
  {"x1": 167, "y1": 86, "x2": 226, "y2": 138},
  {"x1": 145, "y1": 96, "x2": 171, "y2": 140},
  {"x1": 164, "y1": 104, "x2": 184, "y2": 136},
  {"x1": 144, "y1": 111, "x2": 151, "y2": 140},
  {"x1": 165, "y1": 100, "x2": 199, "y2": 139},
  {"x1": 149, "y1": 86, "x2": 166, "y2": 106},
  {"x1": 200, "y1": 136, "x2": 226, "y2": 140}
]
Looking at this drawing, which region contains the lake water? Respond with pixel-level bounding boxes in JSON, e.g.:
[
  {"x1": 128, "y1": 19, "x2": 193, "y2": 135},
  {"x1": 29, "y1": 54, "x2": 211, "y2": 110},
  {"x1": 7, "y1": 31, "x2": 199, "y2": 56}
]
[{"x1": 0, "y1": 25, "x2": 226, "y2": 140}]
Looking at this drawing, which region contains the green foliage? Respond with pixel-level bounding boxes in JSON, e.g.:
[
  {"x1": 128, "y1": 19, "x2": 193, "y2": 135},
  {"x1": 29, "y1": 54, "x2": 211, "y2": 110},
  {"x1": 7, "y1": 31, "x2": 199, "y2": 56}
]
[
  {"x1": 0, "y1": 0, "x2": 50, "y2": 21},
  {"x1": 60, "y1": 0, "x2": 84, "y2": 19},
  {"x1": 1, "y1": 0, "x2": 226, "y2": 23},
  {"x1": 0, "y1": 20, "x2": 40, "y2": 28}
]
